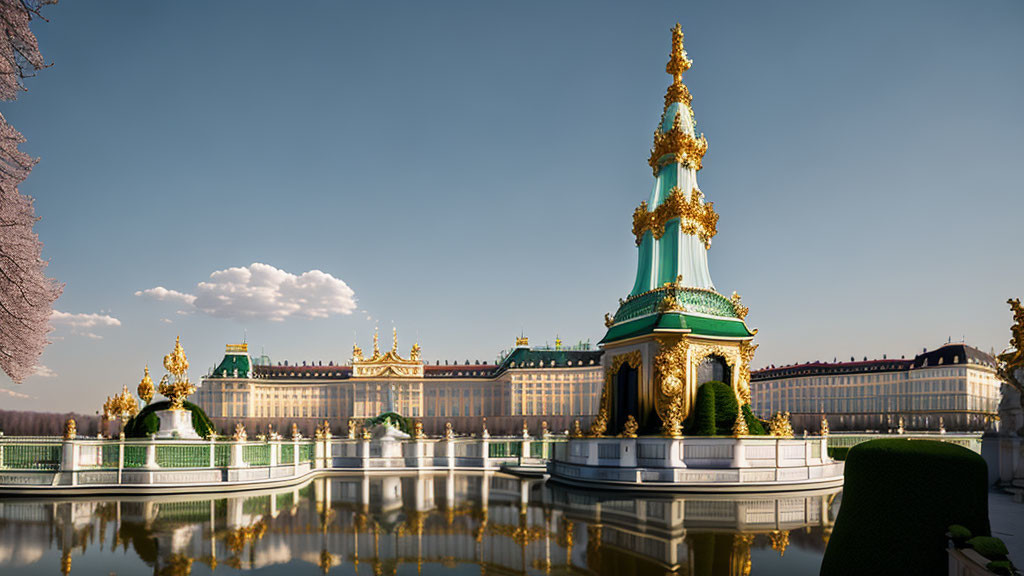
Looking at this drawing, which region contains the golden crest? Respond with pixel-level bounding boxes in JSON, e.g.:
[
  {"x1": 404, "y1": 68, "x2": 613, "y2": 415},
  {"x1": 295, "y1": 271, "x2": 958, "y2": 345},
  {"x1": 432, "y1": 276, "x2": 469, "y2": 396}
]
[{"x1": 632, "y1": 187, "x2": 718, "y2": 248}]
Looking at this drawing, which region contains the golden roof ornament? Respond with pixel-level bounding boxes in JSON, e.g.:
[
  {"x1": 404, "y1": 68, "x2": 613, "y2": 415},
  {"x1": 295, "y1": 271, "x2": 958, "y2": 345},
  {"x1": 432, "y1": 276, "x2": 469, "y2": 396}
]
[
  {"x1": 159, "y1": 336, "x2": 196, "y2": 410},
  {"x1": 392, "y1": 327, "x2": 398, "y2": 353},
  {"x1": 730, "y1": 292, "x2": 749, "y2": 319},
  {"x1": 372, "y1": 329, "x2": 380, "y2": 359},
  {"x1": 352, "y1": 342, "x2": 364, "y2": 362},
  {"x1": 137, "y1": 365, "x2": 154, "y2": 404},
  {"x1": 410, "y1": 342, "x2": 421, "y2": 362}
]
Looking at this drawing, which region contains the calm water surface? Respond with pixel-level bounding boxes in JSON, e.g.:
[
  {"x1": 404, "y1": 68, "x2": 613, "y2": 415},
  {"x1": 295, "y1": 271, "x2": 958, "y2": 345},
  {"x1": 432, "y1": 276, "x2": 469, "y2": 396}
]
[{"x1": 0, "y1": 473, "x2": 840, "y2": 575}]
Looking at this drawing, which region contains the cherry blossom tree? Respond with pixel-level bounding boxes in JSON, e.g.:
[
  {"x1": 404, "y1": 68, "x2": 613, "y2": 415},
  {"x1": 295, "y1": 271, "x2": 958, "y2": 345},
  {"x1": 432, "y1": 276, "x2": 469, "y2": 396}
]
[{"x1": 0, "y1": 0, "x2": 62, "y2": 383}]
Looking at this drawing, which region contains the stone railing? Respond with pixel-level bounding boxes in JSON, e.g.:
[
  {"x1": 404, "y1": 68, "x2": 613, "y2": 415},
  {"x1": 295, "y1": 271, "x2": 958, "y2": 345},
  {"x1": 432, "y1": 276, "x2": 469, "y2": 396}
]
[
  {"x1": 827, "y1": 432, "x2": 982, "y2": 453},
  {"x1": 0, "y1": 435, "x2": 320, "y2": 489},
  {"x1": 0, "y1": 434, "x2": 564, "y2": 492}
]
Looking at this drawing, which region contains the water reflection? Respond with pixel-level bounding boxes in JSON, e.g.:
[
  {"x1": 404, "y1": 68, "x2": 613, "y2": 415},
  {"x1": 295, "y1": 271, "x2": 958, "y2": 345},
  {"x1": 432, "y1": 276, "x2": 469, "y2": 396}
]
[{"x1": 0, "y1": 473, "x2": 840, "y2": 575}]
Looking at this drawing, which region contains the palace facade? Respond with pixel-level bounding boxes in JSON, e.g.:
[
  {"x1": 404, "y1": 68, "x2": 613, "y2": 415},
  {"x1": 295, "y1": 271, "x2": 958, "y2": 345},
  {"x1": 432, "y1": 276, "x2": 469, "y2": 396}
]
[
  {"x1": 750, "y1": 343, "x2": 1001, "y2": 432},
  {"x1": 194, "y1": 334, "x2": 604, "y2": 436}
]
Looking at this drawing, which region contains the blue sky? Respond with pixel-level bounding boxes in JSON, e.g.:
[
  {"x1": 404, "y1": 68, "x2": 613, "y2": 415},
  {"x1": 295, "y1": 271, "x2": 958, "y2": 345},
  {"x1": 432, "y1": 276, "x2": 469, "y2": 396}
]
[{"x1": 2, "y1": 1, "x2": 1022, "y2": 412}]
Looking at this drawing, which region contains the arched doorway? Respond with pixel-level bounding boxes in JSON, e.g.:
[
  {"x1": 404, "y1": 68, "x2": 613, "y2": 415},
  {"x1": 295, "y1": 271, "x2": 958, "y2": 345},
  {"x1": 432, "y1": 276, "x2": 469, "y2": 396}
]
[
  {"x1": 611, "y1": 364, "x2": 639, "y2": 435},
  {"x1": 697, "y1": 355, "x2": 731, "y2": 386}
]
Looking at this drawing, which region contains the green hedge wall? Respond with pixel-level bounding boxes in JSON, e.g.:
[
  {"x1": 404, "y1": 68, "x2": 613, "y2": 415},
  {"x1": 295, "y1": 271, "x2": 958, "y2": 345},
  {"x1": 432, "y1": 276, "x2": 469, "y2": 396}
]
[
  {"x1": 123, "y1": 401, "x2": 215, "y2": 439},
  {"x1": 820, "y1": 439, "x2": 990, "y2": 576}
]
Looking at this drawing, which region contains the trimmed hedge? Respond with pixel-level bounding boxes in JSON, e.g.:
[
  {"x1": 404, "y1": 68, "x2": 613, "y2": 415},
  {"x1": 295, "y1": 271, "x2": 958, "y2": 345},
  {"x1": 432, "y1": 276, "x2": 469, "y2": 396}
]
[
  {"x1": 967, "y1": 536, "x2": 1009, "y2": 561},
  {"x1": 820, "y1": 439, "x2": 990, "y2": 576},
  {"x1": 123, "y1": 401, "x2": 215, "y2": 439},
  {"x1": 827, "y1": 447, "x2": 851, "y2": 461},
  {"x1": 687, "y1": 381, "x2": 768, "y2": 436}
]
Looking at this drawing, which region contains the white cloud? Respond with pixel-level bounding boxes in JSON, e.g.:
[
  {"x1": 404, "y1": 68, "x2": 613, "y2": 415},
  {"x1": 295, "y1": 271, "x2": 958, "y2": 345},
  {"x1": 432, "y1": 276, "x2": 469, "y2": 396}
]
[
  {"x1": 136, "y1": 262, "x2": 357, "y2": 322},
  {"x1": 32, "y1": 365, "x2": 56, "y2": 378},
  {"x1": 0, "y1": 386, "x2": 35, "y2": 399},
  {"x1": 50, "y1": 310, "x2": 121, "y2": 339},
  {"x1": 160, "y1": 317, "x2": 173, "y2": 324},
  {"x1": 134, "y1": 287, "x2": 197, "y2": 306}
]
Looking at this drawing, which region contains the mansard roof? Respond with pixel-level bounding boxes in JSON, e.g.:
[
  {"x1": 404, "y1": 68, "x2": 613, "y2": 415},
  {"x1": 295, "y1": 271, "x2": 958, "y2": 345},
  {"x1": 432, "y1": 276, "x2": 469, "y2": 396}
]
[
  {"x1": 913, "y1": 343, "x2": 996, "y2": 370},
  {"x1": 494, "y1": 347, "x2": 603, "y2": 374}
]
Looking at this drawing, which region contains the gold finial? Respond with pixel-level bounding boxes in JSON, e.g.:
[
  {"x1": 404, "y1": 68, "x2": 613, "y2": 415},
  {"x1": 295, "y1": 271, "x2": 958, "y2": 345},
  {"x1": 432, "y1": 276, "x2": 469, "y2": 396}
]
[
  {"x1": 664, "y1": 23, "x2": 693, "y2": 110},
  {"x1": 666, "y1": 23, "x2": 691, "y2": 80},
  {"x1": 372, "y1": 329, "x2": 380, "y2": 359},
  {"x1": 392, "y1": 327, "x2": 398, "y2": 353},
  {"x1": 410, "y1": 342, "x2": 421, "y2": 362},
  {"x1": 515, "y1": 336, "x2": 529, "y2": 347},
  {"x1": 352, "y1": 342, "x2": 364, "y2": 361},
  {"x1": 158, "y1": 336, "x2": 196, "y2": 410},
  {"x1": 137, "y1": 365, "x2": 154, "y2": 404}
]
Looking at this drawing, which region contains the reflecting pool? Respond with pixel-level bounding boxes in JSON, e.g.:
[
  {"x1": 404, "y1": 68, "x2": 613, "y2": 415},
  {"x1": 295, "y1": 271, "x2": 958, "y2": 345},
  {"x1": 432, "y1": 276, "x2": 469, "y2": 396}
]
[{"x1": 0, "y1": 472, "x2": 840, "y2": 575}]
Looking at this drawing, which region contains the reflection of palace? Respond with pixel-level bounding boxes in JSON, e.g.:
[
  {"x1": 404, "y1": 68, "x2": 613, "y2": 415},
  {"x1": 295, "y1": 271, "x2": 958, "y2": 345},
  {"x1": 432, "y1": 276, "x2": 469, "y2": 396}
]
[
  {"x1": 195, "y1": 335, "x2": 604, "y2": 435},
  {"x1": 751, "y1": 343, "x2": 1001, "y2": 432},
  {"x1": 0, "y1": 472, "x2": 839, "y2": 575}
]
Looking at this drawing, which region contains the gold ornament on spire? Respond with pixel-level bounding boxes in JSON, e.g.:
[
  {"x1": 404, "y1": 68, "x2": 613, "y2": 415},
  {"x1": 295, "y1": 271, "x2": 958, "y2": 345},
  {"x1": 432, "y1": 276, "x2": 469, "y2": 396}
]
[
  {"x1": 137, "y1": 365, "x2": 154, "y2": 404},
  {"x1": 372, "y1": 329, "x2": 380, "y2": 359},
  {"x1": 352, "y1": 342, "x2": 364, "y2": 361},
  {"x1": 158, "y1": 336, "x2": 196, "y2": 410},
  {"x1": 650, "y1": 24, "x2": 707, "y2": 175},
  {"x1": 392, "y1": 327, "x2": 398, "y2": 353},
  {"x1": 410, "y1": 342, "x2": 421, "y2": 362}
]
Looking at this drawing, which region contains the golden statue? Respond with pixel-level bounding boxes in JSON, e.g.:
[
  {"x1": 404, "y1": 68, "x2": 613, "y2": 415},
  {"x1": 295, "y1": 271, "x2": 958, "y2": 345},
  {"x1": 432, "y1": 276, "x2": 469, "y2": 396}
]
[
  {"x1": 621, "y1": 415, "x2": 638, "y2": 438},
  {"x1": 348, "y1": 418, "x2": 359, "y2": 439},
  {"x1": 137, "y1": 365, "x2": 154, "y2": 404},
  {"x1": 588, "y1": 411, "x2": 608, "y2": 437},
  {"x1": 413, "y1": 420, "x2": 426, "y2": 439},
  {"x1": 158, "y1": 336, "x2": 196, "y2": 410},
  {"x1": 63, "y1": 418, "x2": 77, "y2": 440},
  {"x1": 820, "y1": 415, "x2": 830, "y2": 436},
  {"x1": 732, "y1": 410, "x2": 749, "y2": 437},
  {"x1": 410, "y1": 342, "x2": 421, "y2": 362},
  {"x1": 570, "y1": 419, "x2": 583, "y2": 438},
  {"x1": 662, "y1": 395, "x2": 684, "y2": 438},
  {"x1": 522, "y1": 419, "x2": 530, "y2": 438},
  {"x1": 998, "y1": 298, "x2": 1024, "y2": 434},
  {"x1": 444, "y1": 421, "x2": 454, "y2": 440},
  {"x1": 290, "y1": 423, "x2": 301, "y2": 441},
  {"x1": 768, "y1": 412, "x2": 794, "y2": 438},
  {"x1": 232, "y1": 422, "x2": 247, "y2": 441}
]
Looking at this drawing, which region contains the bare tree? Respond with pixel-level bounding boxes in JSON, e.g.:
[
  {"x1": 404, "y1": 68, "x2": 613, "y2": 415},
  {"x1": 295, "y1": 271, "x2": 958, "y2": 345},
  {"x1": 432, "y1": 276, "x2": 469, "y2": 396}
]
[{"x1": 0, "y1": 0, "x2": 62, "y2": 383}]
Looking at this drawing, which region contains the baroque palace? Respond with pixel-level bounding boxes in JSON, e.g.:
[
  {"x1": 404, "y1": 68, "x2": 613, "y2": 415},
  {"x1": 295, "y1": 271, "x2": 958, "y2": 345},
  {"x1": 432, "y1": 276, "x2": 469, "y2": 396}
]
[
  {"x1": 751, "y1": 342, "x2": 1001, "y2": 433},
  {"x1": 194, "y1": 332, "x2": 605, "y2": 436}
]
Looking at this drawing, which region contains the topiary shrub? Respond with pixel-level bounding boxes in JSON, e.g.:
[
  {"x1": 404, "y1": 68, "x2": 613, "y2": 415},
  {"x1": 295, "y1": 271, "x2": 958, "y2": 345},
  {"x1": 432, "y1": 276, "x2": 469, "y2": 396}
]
[
  {"x1": 123, "y1": 401, "x2": 214, "y2": 439},
  {"x1": 741, "y1": 404, "x2": 767, "y2": 435},
  {"x1": 948, "y1": 524, "x2": 972, "y2": 548},
  {"x1": 820, "y1": 439, "x2": 990, "y2": 576},
  {"x1": 986, "y1": 560, "x2": 1015, "y2": 576},
  {"x1": 364, "y1": 411, "x2": 411, "y2": 435},
  {"x1": 686, "y1": 381, "x2": 768, "y2": 436},
  {"x1": 967, "y1": 536, "x2": 1009, "y2": 561},
  {"x1": 827, "y1": 447, "x2": 851, "y2": 461},
  {"x1": 689, "y1": 382, "x2": 717, "y2": 435}
]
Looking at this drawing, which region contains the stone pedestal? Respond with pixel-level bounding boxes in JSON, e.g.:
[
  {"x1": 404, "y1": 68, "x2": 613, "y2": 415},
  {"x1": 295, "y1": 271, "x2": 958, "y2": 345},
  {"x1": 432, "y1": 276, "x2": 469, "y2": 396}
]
[{"x1": 153, "y1": 409, "x2": 201, "y2": 439}]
